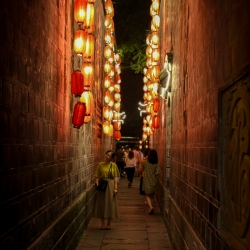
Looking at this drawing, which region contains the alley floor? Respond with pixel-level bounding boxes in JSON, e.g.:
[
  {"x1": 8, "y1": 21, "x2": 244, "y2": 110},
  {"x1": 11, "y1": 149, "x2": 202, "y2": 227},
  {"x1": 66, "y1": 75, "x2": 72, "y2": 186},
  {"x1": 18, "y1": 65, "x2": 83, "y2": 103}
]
[{"x1": 75, "y1": 176, "x2": 173, "y2": 250}]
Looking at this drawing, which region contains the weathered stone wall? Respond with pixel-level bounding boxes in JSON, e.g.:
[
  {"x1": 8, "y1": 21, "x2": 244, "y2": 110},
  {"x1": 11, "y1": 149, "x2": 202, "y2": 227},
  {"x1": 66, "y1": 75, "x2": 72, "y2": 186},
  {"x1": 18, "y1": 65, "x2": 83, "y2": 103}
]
[
  {"x1": 0, "y1": 0, "x2": 108, "y2": 249},
  {"x1": 154, "y1": 0, "x2": 250, "y2": 249}
]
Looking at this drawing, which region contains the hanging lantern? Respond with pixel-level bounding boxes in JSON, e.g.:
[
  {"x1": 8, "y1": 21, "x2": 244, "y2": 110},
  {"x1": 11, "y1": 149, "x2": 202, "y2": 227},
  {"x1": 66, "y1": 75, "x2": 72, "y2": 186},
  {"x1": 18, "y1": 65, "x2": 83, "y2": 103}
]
[
  {"x1": 146, "y1": 126, "x2": 152, "y2": 136},
  {"x1": 115, "y1": 64, "x2": 121, "y2": 74},
  {"x1": 105, "y1": 0, "x2": 114, "y2": 15},
  {"x1": 85, "y1": 3, "x2": 94, "y2": 32},
  {"x1": 104, "y1": 45, "x2": 112, "y2": 59},
  {"x1": 103, "y1": 120, "x2": 110, "y2": 134},
  {"x1": 104, "y1": 76, "x2": 112, "y2": 89},
  {"x1": 143, "y1": 84, "x2": 148, "y2": 92},
  {"x1": 152, "y1": 48, "x2": 160, "y2": 62},
  {"x1": 83, "y1": 34, "x2": 94, "y2": 62},
  {"x1": 108, "y1": 80, "x2": 114, "y2": 92},
  {"x1": 114, "y1": 93, "x2": 121, "y2": 102},
  {"x1": 114, "y1": 83, "x2": 120, "y2": 93},
  {"x1": 142, "y1": 133, "x2": 147, "y2": 141},
  {"x1": 108, "y1": 95, "x2": 114, "y2": 107},
  {"x1": 153, "y1": 98, "x2": 160, "y2": 112},
  {"x1": 151, "y1": 65, "x2": 160, "y2": 81},
  {"x1": 81, "y1": 62, "x2": 94, "y2": 90},
  {"x1": 104, "y1": 61, "x2": 112, "y2": 73},
  {"x1": 71, "y1": 69, "x2": 84, "y2": 97},
  {"x1": 146, "y1": 45, "x2": 152, "y2": 57},
  {"x1": 103, "y1": 106, "x2": 113, "y2": 121},
  {"x1": 113, "y1": 122, "x2": 121, "y2": 131},
  {"x1": 74, "y1": 29, "x2": 87, "y2": 56},
  {"x1": 115, "y1": 73, "x2": 121, "y2": 83},
  {"x1": 146, "y1": 33, "x2": 151, "y2": 45},
  {"x1": 72, "y1": 102, "x2": 86, "y2": 129},
  {"x1": 146, "y1": 92, "x2": 153, "y2": 102},
  {"x1": 151, "y1": 22, "x2": 157, "y2": 32},
  {"x1": 105, "y1": 30, "x2": 112, "y2": 44},
  {"x1": 151, "y1": 32, "x2": 159, "y2": 47},
  {"x1": 152, "y1": 15, "x2": 160, "y2": 29},
  {"x1": 74, "y1": 0, "x2": 87, "y2": 24},
  {"x1": 107, "y1": 124, "x2": 114, "y2": 137},
  {"x1": 115, "y1": 54, "x2": 121, "y2": 64},
  {"x1": 108, "y1": 65, "x2": 115, "y2": 77},
  {"x1": 104, "y1": 14, "x2": 112, "y2": 29},
  {"x1": 152, "y1": 0, "x2": 160, "y2": 13},
  {"x1": 146, "y1": 103, "x2": 151, "y2": 113},
  {"x1": 79, "y1": 91, "x2": 94, "y2": 114},
  {"x1": 146, "y1": 57, "x2": 152, "y2": 68},
  {"x1": 152, "y1": 115, "x2": 160, "y2": 129},
  {"x1": 150, "y1": 5, "x2": 157, "y2": 17},
  {"x1": 114, "y1": 102, "x2": 121, "y2": 112},
  {"x1": 114, "y1": 130, "x2": 121, "y2": 141},
  {"x1": 143, "y1": 75, "x2": 148, "y2": 84}
]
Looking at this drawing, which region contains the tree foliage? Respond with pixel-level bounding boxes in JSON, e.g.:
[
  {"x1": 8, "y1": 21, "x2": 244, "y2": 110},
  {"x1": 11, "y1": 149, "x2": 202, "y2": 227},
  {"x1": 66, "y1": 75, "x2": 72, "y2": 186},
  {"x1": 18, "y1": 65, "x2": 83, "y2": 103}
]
[{"x1": 113, "y1": 0, "x2": 151, "y2": 73}]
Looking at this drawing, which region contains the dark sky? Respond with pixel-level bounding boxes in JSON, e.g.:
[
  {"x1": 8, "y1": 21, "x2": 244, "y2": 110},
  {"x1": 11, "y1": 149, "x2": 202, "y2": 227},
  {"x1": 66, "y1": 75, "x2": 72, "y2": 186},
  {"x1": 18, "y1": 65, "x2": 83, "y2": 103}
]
[{"x1": 113, "y1": 0, "x2": 152, "y2": 138}]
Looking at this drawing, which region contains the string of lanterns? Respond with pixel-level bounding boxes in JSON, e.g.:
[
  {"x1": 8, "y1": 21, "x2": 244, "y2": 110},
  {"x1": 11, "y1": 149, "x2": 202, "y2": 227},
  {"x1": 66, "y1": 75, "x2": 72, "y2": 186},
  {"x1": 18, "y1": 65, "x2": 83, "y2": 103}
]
[
  {"x1": 71, "y1": 0, "x2": 96, "y2": 129},
  {"x1": 102, "y1": 0, "x2": 124, "y2": 141},
  {"x1": 141, "y1": 0, "x2": 161, "y2": 141}
]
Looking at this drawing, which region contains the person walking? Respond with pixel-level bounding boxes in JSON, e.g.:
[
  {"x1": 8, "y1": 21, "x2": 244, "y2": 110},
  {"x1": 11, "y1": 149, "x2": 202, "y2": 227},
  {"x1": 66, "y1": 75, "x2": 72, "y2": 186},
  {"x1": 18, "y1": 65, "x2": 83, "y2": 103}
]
[
  {"x1": 138, "y1": 148, "x2": 151, "y2": 204},
  {"x1": 93, "y1": 150, "x2": 120, "y2": 230},
  {"x1": 115, "y1": 144, "x2": 125, "y2": 177},
  {"x1": 133, "y1": 146, "x2": 141, "y2": 176},
  {"x1": 124, "y1": 150, "x2": 137, "y2": 188},
  {"x1": 142, "y1": 149, "x2": 160, "y2": 215}
]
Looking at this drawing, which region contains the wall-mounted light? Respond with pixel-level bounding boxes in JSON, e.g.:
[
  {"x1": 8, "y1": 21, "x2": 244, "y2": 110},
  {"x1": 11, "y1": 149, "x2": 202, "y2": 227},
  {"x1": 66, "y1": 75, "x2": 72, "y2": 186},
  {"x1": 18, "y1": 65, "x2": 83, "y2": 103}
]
[{"x1": 158, "y1": 53, "x2": 173, "y2": 99}]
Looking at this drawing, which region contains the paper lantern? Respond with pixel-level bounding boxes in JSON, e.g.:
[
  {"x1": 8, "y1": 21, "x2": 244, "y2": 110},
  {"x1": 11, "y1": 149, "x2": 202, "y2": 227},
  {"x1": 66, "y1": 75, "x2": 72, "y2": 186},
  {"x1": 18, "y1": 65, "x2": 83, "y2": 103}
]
[
  {"x1": 81, "y1": 62, "x2": 94, "y2": 90},
  {"x1": 107, "y1": 124, "x2": 113, "y2": 137},
  {"x1": 83, "y1": 34, "x2": 94, "y2": 62},
  {"x1": 72, "y1": 102, "x2": 86, "y2": 129},
  {"x1": 114, "y1": 130, "x2": 121, "y2": 141},
  {"x1": 104, "y1": 91, "x2": 112, "y2": 104},
  {"x1": 104, "y1": 14, "x2": 112, "y2": 29},
  {"x1": 85, "y1": 3, "x2": 94, "y2": 32},
  {"x1": 74, "y1": 29, "x2": 87, "y2": 56},
  {"x1": 105, "y1": 0, "x2": 114, "y2": 15},
  {"x1": 103, "y1": 106, "x2": 113, "y2": 121},
  {"x1": 114, "y1": 102, "x2": 121, "y2": 112},
  {"x1": 104, "y1": 45, "x2": 112, "y2": 59},
  {"x1": 152, "y1": 15, "x2": 160, "y2": 29},
  {"x1": 115, "y1": 73, "x2": 121, "y2": 83},
  {"x1": 115, "y1": 54, "x2": 121, "y2": 64},
  {"x1": 151, "y1": 65, "x2": 160, "y2": 81},
  {"x1": 153, "y1": 98, "x2": 160, "y2": 112},
  {"x1": 152, "y1": 48, "x2": 160, "y2": 62},
  {"x1": 114, "y1": 84, "x2": 120, "y2": 93},
  {"x1": 151, "y1": 32, "x2": 159, "y2": 46},
  {"x1": 113, "y1": 122, "x2": 121, "y2": 131},
  {"x1": 104, "y1": 61, "x2": 111, "y2": 73},
  {"x1": 114, "y1": 93, "x2": 121, "y2": 102},
  {"x1": 152, "y1": 115, "x2": 160, "y2": 129},
  {"x1": 104, "y1": 76, "x2": 112, "y2": 89},
  {"x1": 71, "y1": 69, "x2": 84, "y2": 97},
  {"x1": 80, "y1": 91, "x2": 94, "y2": 114},
  {"x1": 105, "y1": 30, "x2": 112, "y2": 44},
  {"x1": 103, "y1": 120, "x2": 110, "y2": 134},
  {"x1": 74, "y1": 0, "x2": 87, "y2": 24},
  {"x1": 152, "y1": 0, "x2": 160, "y2": 13}
]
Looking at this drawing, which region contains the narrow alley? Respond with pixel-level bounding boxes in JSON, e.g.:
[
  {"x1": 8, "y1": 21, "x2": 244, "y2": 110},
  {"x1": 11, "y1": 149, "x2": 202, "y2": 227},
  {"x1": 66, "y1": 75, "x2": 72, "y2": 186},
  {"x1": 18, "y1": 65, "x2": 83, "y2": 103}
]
[{"x1": 76, "y1": 177, "x2": 173, "y2": 250}]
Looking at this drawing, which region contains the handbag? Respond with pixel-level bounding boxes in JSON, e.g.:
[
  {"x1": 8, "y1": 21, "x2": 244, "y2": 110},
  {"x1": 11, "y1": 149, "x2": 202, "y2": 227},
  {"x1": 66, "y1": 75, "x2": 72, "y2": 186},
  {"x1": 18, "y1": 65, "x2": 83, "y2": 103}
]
[{"x1": 96, "y1": 163, "x2": 113, "y2": 192}]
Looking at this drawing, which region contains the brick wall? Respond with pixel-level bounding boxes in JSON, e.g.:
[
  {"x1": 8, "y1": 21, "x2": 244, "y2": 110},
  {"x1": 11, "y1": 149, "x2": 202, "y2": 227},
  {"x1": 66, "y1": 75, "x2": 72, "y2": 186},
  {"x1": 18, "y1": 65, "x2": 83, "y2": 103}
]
[
  {"x1": 154, "y1": 0, "x2": 250, "y2": 249},
  {"x1": 0, "y1": 0, "x2": 109, "y2": 249}
]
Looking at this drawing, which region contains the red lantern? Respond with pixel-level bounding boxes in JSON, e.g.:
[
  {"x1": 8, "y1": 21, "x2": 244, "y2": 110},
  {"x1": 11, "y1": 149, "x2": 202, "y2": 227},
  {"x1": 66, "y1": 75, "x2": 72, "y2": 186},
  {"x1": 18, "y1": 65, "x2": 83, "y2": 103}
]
[
  {"x1": 71, "y1": 69, "x2": 84, "y2": 97},
  {"x1": 74, "y1": 0, "x2": 87, "y2": 24},
  {"x1": 152, "y1": 115, "x2": 160, "y2": 129},
  {"x1": 105, "y1": 0, "x2": 114, "y2": 15},
  {"x1": 72, "y1": 102, "x2": 86, "y2": 129},
  {"x1": 115, "y1": 73, "x2": 121, "y2": 83},
  {"x1": 113, "y1": 122, "x2": 121, "y2": 131},
  {"x1": 81, "y1": 62, "x2": 94, "y2": 90},
  {"x1": 114, "y1": 130, "x2": 121, "y2": 141},
  {"x1": 153, "y1": 98, "x2": 160, "y2": 112},
  {"x1": 74, "y1": 29, "x2": 87, "y2": 56},
  {"x1": 84, "y1": 3, "x2": 94, "y2": 32}
]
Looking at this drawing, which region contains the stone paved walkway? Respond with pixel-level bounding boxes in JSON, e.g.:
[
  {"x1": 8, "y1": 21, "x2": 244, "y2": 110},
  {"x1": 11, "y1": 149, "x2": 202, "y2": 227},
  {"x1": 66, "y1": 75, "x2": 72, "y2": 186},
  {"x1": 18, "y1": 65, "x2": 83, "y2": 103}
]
[{"x1": 75, "y1": 176, "x2": 173, "y2": 250}]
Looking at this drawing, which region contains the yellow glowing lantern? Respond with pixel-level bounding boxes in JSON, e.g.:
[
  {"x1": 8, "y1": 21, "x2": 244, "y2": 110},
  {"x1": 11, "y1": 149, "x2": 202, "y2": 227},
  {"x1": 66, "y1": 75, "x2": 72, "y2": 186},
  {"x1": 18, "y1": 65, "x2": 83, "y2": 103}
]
[
  {"x1": 103, "y1": 120, "x2": 110, "y2": 134},
  {"x1": 74, "y1": 0, "x2": 87, "y2": 24},
  {"x1": 108, "y1": 65, "x2": 115, "y2": 77},
  {"x1": 146, "y1": 57, "x2": 152, "y2": 68},
  {"x1": 104, "y1": 76, "x2": 112, "y2": 89},
  {"x1": 152, "y1": 0, "x2": 160, "y2": 12},
  {"x1": 114, "y1": 93, "x2": 121, "y2": 102},
  {"x1": 104, "y1": 61, "x2": 112, "y2": 73},
  {"x1": 103, "y1": 106, "x2": 113, "y2": 121},
  {"x1": 146, "y1": 34, "x2": 151, "y2": 45},
  {"x1": 105, "y1": 30, "x2": 112, "y2": 44},
  {"x1": 146, "y1": 45, "x2": 152, "y2": 57},
  {"x1": 74, "y1": 29, "x2": 87, "y2": 56},
  {"x1": 151, "y1": 65, "x2": 160, "y2": 81},
  {"x1": 151, "y1": 32, "x2": 159, "y2": 46},
  {"x1": 107, "y1": 124, "x2": 113, "y2": 137},
  {"x1": 114, "y1": 102, "x2": 121, "y2": 112},
  {"x1": 81, "y1": 62, "x2": 94, "y2": 90},
  {"x1": 108, "y1": 80, "x2": 114, "y2": 92},
  {"x1": 114, "y1": 83, "x2": 120, "y2": 93},
  {"x1": 108, "y1": 51, "x2": 115, "y2": 64},
  {"x1": 104, "y1": 45, "x2": 112, "y2": 59},
  {"x1": 80, "y1": 90, "x2": 94, "y2": 114},
  {"x1": 105, "y1": 0, "x2": 114, "y2": 15},
  {"x1": 152, "y1": 15, "x2": 160, "y2": 29},
  {"x1": 152, "y1": 48, "x2": 160, "y2": 62},
  {"x1": 104, "y1": 14, "x2": 112, "y2": 29},
  {"x1": 108, "y1": 95, "x2": 114, "y2": 107},
  {"x1": 143, "y1": 75, "x2": 148, "y2": 84},
  {"x1": 150, "y1": 5, "x2": 157, "y2": 16},
  {"x1": 115, "y1": 54, "x2": 121, "y2": 64},
  {"x1": 104, "y1": 91, "x2": 111, "y2": 104},
  {"x1": 151, "y1": 22, "x2": 157, "y2": 32},
  {"x1": 146, "y1": 103, "x2": 151, "y2": 113},
  {"x1": 143, "y1": 84, "x2": 148, "y2": 92},
  {"x1": 83, "y1": 34, "x2": 94, "y2": 62},
  {"x1": 142, "y1": 133, "x2": 147, "y2": 141},
  {"x1": 115, "y1": 64, "x2": 121, "y2": 74},
  {"x1": 146, "y1": 67, "x2": 152, "y2": 79},
  {"x1": 85, "y1": 3, "x2": 95, "y2": 33}
]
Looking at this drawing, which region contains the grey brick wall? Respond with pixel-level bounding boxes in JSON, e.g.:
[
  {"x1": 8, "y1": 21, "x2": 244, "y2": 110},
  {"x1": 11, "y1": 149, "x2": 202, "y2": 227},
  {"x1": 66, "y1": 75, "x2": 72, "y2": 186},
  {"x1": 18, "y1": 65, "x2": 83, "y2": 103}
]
[
  {"x1": 0, "y1": 0, "x2": 107, "y2": 249},
  {"x1": 153, "y1": 0, "x2": 250, "y2": 249}
]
